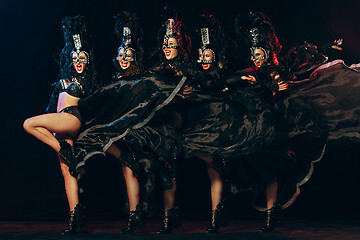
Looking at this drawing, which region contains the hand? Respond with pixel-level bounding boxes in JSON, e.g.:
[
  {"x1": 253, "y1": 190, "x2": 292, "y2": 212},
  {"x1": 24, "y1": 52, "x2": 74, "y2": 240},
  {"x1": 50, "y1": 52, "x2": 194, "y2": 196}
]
[
  {"x1": 241, "y1": 75, "x2": 257, "y2": 84},
  {"x1": 331, "y1": 39, "x2": 343, "y2": 51},
  {"x1": 278, "y1": 81, "x2": 288, "y2": 91},
  {"x1": 270, "y1": 71, "x2": 280, "y2": 81},
  {"x1": 176, "y1": 85, "x2": 193, "y2": 98}
]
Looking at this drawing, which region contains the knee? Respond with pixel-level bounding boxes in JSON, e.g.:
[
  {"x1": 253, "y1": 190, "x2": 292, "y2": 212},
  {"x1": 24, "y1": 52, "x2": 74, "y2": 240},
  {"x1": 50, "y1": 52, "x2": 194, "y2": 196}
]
[{"x1": 23, "y1": 118, "x2": 34, "y2": 133}]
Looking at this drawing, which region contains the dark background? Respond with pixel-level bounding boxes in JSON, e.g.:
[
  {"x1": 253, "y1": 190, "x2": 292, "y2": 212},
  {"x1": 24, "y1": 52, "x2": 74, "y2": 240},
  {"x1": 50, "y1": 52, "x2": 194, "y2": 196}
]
[{"x1": 1, "y1": 0, "x2": 360, "y2": 222}]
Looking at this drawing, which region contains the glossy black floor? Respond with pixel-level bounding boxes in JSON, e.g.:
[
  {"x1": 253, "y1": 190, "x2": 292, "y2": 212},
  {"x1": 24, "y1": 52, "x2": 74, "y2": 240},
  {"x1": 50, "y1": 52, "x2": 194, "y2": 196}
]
[{"x1": 1, "y1": 219, "x2": 360, "y2": 240}]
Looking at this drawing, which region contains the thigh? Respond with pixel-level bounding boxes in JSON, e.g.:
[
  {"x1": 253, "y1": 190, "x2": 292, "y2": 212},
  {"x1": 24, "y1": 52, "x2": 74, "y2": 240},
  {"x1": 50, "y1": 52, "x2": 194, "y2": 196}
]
[{"x1": 27, "y1": 113, "x2": 81, "y2": 136}]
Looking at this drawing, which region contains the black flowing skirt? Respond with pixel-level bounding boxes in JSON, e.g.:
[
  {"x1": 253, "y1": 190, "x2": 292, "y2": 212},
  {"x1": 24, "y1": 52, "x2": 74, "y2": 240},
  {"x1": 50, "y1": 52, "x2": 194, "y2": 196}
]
[
  {"x1": 291, "y1": 60, "x2": 360, "y2": 141},
  {"x1": 74, "y1": 74, "x2": 187, "y2": 211},
  {"x1": 182, "y1": 83, "x2": 328, "y2": 211}
]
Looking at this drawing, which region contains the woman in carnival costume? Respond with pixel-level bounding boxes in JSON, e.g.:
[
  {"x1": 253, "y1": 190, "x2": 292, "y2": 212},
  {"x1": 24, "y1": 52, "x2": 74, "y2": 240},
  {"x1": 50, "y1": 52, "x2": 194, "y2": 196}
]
[
  {"x1": 76, "y1": 11, "x2": 158, "y2": 234},
  {"x1": 181, "y1": 12, "x2": 326, "y2": 233},
  {"x1": 67, "y1": 7, "x2": 192, "y2": 234},
  {"x1": 141, "y1": 7, "x2": 193, "y2": 234},
  {"x1": 181, "y1": 13, "x2": 238, "y2": 233},
  {"x1": 231, "y1": 11, "x2": 360, "y2": 232},
  {"x1": 23, "y1": 16, "x2": 98, "y2": 234}
]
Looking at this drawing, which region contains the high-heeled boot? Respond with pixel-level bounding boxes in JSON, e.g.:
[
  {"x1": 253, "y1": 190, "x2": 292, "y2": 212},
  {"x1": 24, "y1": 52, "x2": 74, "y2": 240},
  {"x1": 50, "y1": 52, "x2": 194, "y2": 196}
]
[
  {"x1": 157, "y1": 208, "x2": 182, "y2": 234},
  {"x1": 62, "y1": 203, "x2": 87, "y2": 235},
  {"x1": 206, "y1": 203, "x2": 226, "y2": 233},
  {"x1": 121, "y1": 206, "x2": 144, "y2": 234},
  {"x1": 260, "y1": 202, "x2": 283, "y2": 232},
  {"x1": 58, "y1": 139, "x2": 77, "y2": 176}
]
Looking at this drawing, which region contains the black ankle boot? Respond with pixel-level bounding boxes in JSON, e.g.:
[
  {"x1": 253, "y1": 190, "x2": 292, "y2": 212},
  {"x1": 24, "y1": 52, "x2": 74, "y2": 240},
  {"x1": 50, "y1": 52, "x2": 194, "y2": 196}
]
[
  {"x1": 58, "y1": 140, "x2": 77, "y2": 176},
  {"x1": 157, "y1": 208, "x2": 181, "y2": 234},
  {"x1": 121, "y1": 206, "x2": 144, "y2": 234},
  {"x1": 206, "y1": 203, "x2": 226, "y2": 233},
  {"x1": 62, "y1": 203, "x2": 86, "y2": 235},
  {"x1": 260, "y1": 202, "x2": 283, "y2": 232}
]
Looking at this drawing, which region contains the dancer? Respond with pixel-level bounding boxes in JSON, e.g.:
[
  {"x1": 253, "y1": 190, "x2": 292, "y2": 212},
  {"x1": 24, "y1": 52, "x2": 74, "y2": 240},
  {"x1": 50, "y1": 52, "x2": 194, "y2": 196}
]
[
  {"x1": 181, "y1": 13, "x2": 308, "y2": 233},
  {"x1": 234, "y1": 12, "x2": 289, "y2": 100},
  {"x1": 112, "y1": 12, "x2": 145, "y2": 81},
  {"x1": 231, "y1": 11, "x2": 358, "y2": 232},
  {"x1": 73, "y1": 11, "x2": 154, "y2": 234},
  {"x1": 178, "y1": 11, "x2": 328, "y2": 233},
  {"x1": 145, "y1": 8, "x2": 193, "y2": 234},
  {"x1": 67, "y1": 8, "x2": 192, "y2": 234},
  {"x1": 181, "y1": 14, "x2": 234, "y2": 233},
  {"x1": 23, "y1": 16, "x2": 97, "y2": 234}
]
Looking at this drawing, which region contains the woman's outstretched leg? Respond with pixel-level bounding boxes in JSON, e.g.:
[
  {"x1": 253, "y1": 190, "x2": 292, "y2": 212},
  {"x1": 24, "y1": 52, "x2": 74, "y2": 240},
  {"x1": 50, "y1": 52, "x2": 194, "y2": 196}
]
[
  {"x1": 23, "y1": 113, "x2": 81, "y2": 152},
  {"x1": 24, "y1": 113, "x2": 85, "y2": 234}
]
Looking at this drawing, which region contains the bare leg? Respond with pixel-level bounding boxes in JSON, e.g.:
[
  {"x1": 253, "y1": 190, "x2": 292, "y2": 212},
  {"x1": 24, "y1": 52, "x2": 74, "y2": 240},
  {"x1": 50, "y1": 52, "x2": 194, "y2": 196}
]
[
  {"x1": 260, "y1": 178, "x2": 281, "y2": 232},
  {"x1": 59, "y1": 157, "x2": 79, "y2": 211},
  {"x1": 106, "y1": 143, "x2": 121, "y2": 159},
  {"x1": 55, "y1": 137, "x2": 79, "y2": 211},
  {"x1": 107, "y1": 143, "x2": 140, "y2": 211},
  {"x1": 23, "y1": 113, "x2": 81, "y2": 152},
  {"x1": 24, "y1": 113, "x2": 85, "y2": 234},
  {"x1": 122, "y1": 164, "x2": 140, "y2": 211},
  {"x1": 195, "y1": 154, "x2": 223, "y2": 209},
  {"x1": 157, "y1": 179, "x2": 180, "y2": 234},
  {"x1": 23, "y1": 113, "x2": 81, "y2": 210},
  {"x1": 195, "y1": 154, "x2": 225, "y2": 233},
  {"x1": 163, "y1": 179, "x2": 176, "y2": 210},
  {"x1": 266, "y1": 178, "x2": 278, "y2": 209},
  {"x1": 207, "y1": 166, "x2": 223, "y2": 210}
]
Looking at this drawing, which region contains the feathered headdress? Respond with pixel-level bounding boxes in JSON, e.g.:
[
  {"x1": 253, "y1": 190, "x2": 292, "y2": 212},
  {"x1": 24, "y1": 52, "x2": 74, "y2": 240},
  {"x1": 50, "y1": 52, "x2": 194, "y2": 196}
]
[
  {"x1": 158, "y1": 7, "x2": 191, "y2": 55},
  {"x1": 60, "y1": 15, "x2": 97, "y2": 93},
  {"x1": 62, "y1": 15, "x2": 90, "y2": 64},
  {"x1": 197, "y1": 14, "x2": 229, "y2": 67},
  {"x1": 234, "y1": 12, "x2": 281, "y2": 64},
  {"x1": 114, "y1": 11, "x2": 144, "y2": 63}
]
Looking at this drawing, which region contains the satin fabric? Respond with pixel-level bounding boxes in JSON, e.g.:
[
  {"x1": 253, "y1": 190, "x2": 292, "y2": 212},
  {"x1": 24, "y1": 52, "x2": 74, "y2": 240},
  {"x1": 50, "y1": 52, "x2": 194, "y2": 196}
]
[
  {"x1": 73, "y1": 73, "x2": 187, "y2": 214},
  {"x1": 293, "y1": 60, "x2": 360, "y2": 141},
  {"x1": 182, "y1": 68, "x2": 328, "y2": 211}
]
